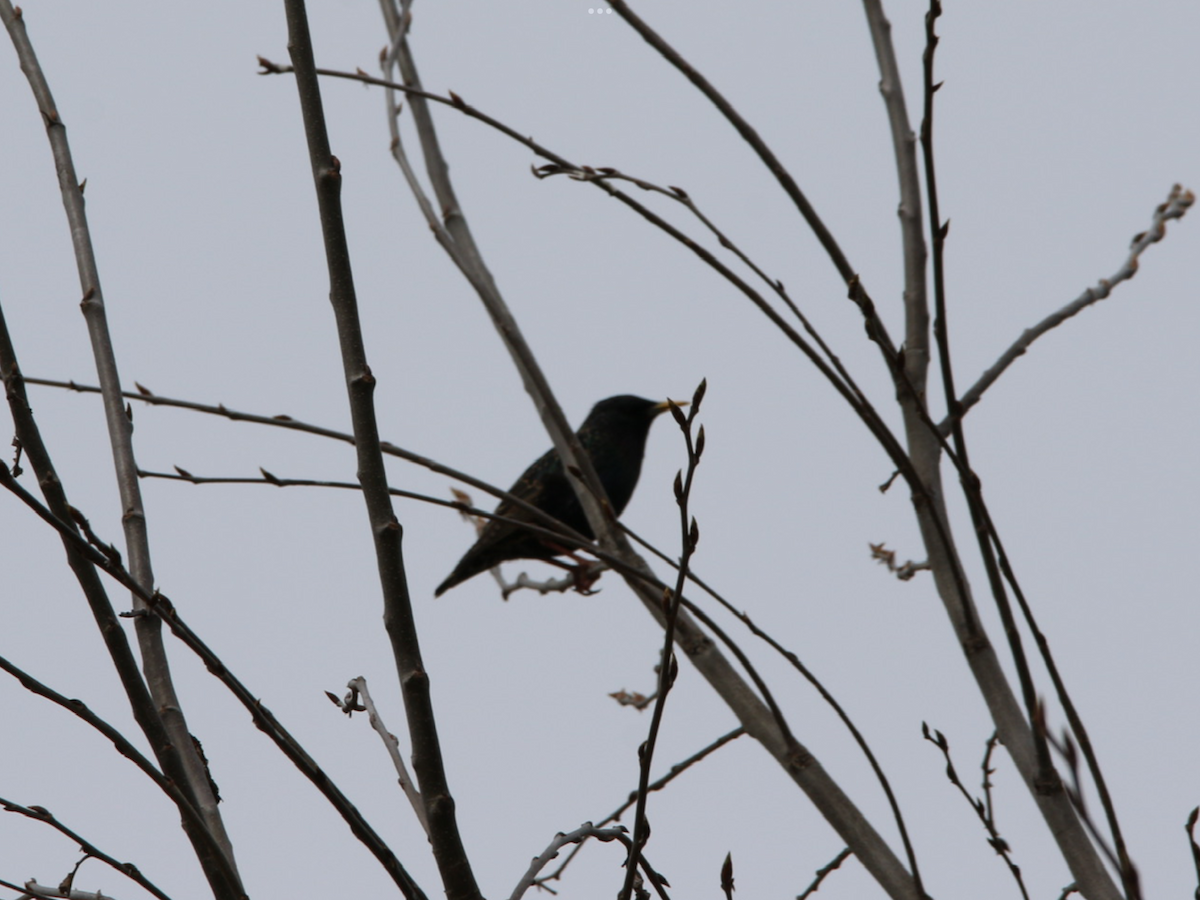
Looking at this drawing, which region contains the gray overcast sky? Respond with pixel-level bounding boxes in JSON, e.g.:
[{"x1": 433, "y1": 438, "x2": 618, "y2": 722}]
[{"x1": 1, "y1": 1, "x2": 1197, "y2": 898}]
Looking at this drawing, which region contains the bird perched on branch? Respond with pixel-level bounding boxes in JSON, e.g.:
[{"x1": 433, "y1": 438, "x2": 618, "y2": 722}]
[{"x1": 435, "y1": 395, "x2": 676, "y2": 596}]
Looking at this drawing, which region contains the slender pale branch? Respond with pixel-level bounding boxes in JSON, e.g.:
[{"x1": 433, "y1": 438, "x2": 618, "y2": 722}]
[
  {"x1": 374, "y1": 0, "x2": 628, "y2": 549},
  {"x1": 510, "y1": 824, "x2": 667, "y2": 900},
  {"x1": 952, "y1": 184, "x2": 1193, "y2": 423},
  {"x1": 341, "y1": 677, "x2": 429, "y2": 836},
  {"x1": 0, "y1": 1, "x2": 236, "y2": 875},
  {"x1": 862, "y1": 0, "x2": 930, "y2": 398},
  {"x1": 535, "y1": 729, "x2": 745, "y2": 890},
  {"x1": 858, "y1": 3, "x2": 1127, "y2": 895}
]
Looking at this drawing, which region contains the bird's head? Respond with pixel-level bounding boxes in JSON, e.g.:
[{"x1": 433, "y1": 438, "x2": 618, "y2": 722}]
[{"x1": 586, "y1": 395, "x2": 686, "y2": 427}]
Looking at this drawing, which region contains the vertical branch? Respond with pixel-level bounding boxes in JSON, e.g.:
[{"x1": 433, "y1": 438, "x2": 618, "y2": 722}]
[
  {"x1": 0, "y1": 0, "x2": 239, "y2": 881},
  {"x1": 281, "y1": 3, "x2": 478, "y2": 898},
  {"x1": 620, "y1": 383, "x2": 705, "y2": 900},
  {"x1": 919, "y1": 7, "x2": 1137, "y2": 897},
  {"x1": 917, "y1": 0, "x2": 1057, "y2": 817},
  {"x1": 859, "y1": 0, "x2": 930, "y2": 462},
  {"x1": 861, "y1": 2, "x2": 1122, "y2": 897}
]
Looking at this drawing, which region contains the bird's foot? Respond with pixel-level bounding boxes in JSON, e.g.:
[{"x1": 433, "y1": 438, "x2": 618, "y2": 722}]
[
  {"x1": 570, "y1": 560, "x2": 603, "y2": 595},
  {"x1": 539, "y1": 540, "x2": 605, "y2": 595}
]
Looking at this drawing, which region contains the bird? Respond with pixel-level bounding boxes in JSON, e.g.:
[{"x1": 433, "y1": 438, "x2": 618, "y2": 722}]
[{"x1": 435, "y1": 395, "x2": 675, "y2": 596}]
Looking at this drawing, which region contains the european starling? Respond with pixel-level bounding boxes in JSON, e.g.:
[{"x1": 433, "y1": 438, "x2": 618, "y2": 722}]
[{"x1": 435, "y1": 395, "x2": 674, "y2": 596}]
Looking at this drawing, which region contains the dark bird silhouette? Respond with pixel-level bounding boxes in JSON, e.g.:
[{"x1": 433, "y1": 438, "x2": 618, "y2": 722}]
[{"x1": 435, "y1": 395, "x2": 674, "y2": 596}]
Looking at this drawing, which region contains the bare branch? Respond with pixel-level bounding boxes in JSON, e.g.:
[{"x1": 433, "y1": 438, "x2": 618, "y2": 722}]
[
  {"x1": 921, "y1": 724, "x2": 1029, "y2": 899},
  {"x1": 797, "y1": 848, "x2": 853, "y2": 900},
  {"x1": 621, "y1": 386, "x2": 705, "y2": 900},
  {"x1": 1185, "y1": 808, "x2": 1200, "y2": 900},
  {"x1": 954, "y1": 184, "x2": 1193, "y2": 422},
  {"x1": 0, "y1": 653, "x2": 216, "y2": 876},
  {"x1": 283, "y1": 2, "x2": 476, "y2": 895},
  {"x1": 29, "y1": 377, "x2": 593, "y2": 550},
  {"x1": 4, "y1": 879, "x2": 115, "y2": 900},
  {"x1": 0, "y1": 798, "x2": 174, "y2": 900},
  {"x1": 0, "y1": 464, "x2": 428, "y2": 899},
  {"x1": 534, "y1": 164, "x2": 873, "y2": 417},
  {"x1": 0, "y1": 1, "x2": 236, "y2": 875},
  {"x1": 606, "y1": 0, "x2": 884, "y2": 313},
  {"x1": 861, "y1": 0, "x2": 930, "y2": 401},
  {"x1": 510, "y1": 823, "x2": 669, "y2": 900},
  {"x1": 339, "y1": 678, "x2": 429, "y2": 836},
  {"x1": 535, "y1": 730, "x2": 745, "y2": 890},
  {"x1": 986, "y1": 516, "x2": 1141, "y2": 898}
]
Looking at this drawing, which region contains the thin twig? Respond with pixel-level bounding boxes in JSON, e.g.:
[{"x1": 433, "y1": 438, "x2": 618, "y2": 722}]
[
  {"x1": 983, "y1": 513, "x2": 1140, "y2": 898},
  {"x1": 510, "y1": 823, "x2": 668, "y2": 900},
  {"x1": 534, "y1": 163, "x2": 877, "y2": 422},
  {"x1": 953, "y1": 184, "x2": 1193, "y2": 424},
  {"x1": 27, "y1": 377, "x2": 593, "y2": 549},
  {"x1": 917, "y1": 3, "x2": 1069, "y2": 883},
  {"x1": 0, "y1": 655, "x2": 216, "y2": 879},
  {"x1": 619, "y1": 523, "x2": 926, "y2": 897},
  {"x1": 1185, "y1": 808, "x2": 1200, "y2": 900},
  {"x1": 605, "y1": 0, "x2": 889, "y2": 331},
  {"x1": 136, "y1": 467, "x2": 650, "y2": 597},
  {"x1": 0, "y1": 798, "x2": 174, "y2": 900},
  {"x1": 534, "y1": 729, "x2": 745, "y2": 890},
  {"x1": 338, "y1": 678, "x2": 429, "y2": 836},
  {"x1": 620, "y1": 382, "x2": 706, "y2": 900},
  {"x1": 920, "y1": 725, "x2": 1029, "y2": 900},
  {"x1": 797, "y1": 848, "x2": 852, "y2": 900}
]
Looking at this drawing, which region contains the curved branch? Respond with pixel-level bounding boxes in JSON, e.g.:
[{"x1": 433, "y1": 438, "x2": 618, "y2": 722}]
[{"x1": 0, "y1": 796, "x2": 174, "y2": 900}]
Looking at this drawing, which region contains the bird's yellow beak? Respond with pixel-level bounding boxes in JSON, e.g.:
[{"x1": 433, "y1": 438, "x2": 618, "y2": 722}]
[{"x1": 655, "y1": 399, "x2": 688, "y2": 415}]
